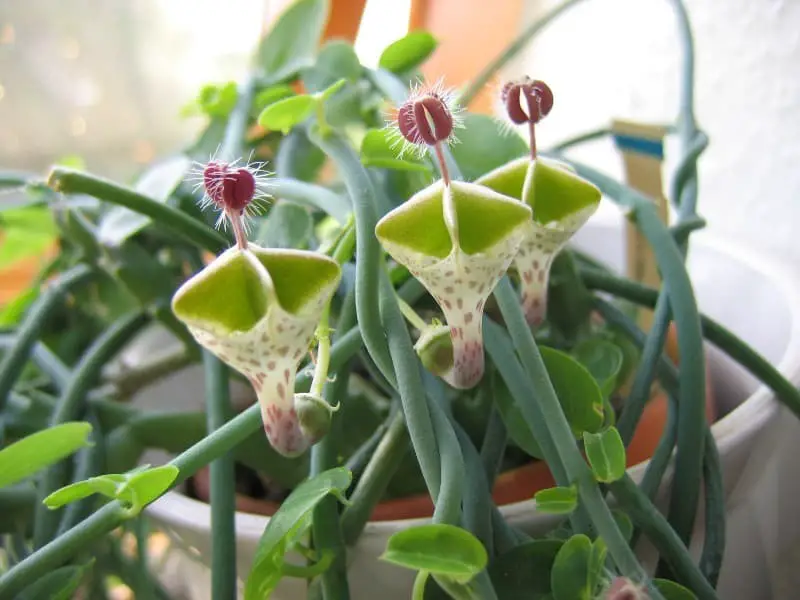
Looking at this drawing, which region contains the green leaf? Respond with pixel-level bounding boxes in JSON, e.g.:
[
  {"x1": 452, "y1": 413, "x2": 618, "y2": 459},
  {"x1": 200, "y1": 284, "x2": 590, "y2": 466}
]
[
  {"x1": 572, "y1": 338, "x2": 624, "y2": 398},
  {"x1": 450, "y1": 114, "x2": 528, "y2": 181},
  {"x1": 551, "y1": 534, "x2": 592, "y2": 600},
  {"x1": 257, "y1": 0, "x2": 329, "y2": 85},
  {"x1": 254, "y1": 85, "x2": 296, "y2": 112},
  {"x1": 258, "y1": 95, "x2": 316, "y2": 133},
  {"x1": 540, "y1": 346, "x2": 604, "y2": 436},
  {"x1": 587, "y1": 538, "x2": 607, "y2": 595},
  {"x1": 18, "y1": 560, "x2": 94, "y2": 600},
  {"x1": 653, "y1": 578, "x2": 699, "y2": 600},
  {"x1": 583, "y1": 427, "x2": 626, "y2": 483},
  {"x1": 0, "y1": 422, "x2": 93, "y2": 489},
  {"x1": 534, "y1": 485, "x2": 578, "y2": 515},
  {"x1": 43, "y1": 476, "x2": 120, "y2": 509},
  {"x1": 0, "y1": 206, "x2": 57, "y2": 268},
  {"x1": 98, "y1": 155, "x2": 191, "y2": 246},
  {"x1": 488, "y1": 539, "x2": 562, "y2": 598},
  {"x1": 244, "y1": 467, "x2": 351, "y2": 600},
  {"x1": 303, "y1": 41, "x2": 361, "y2": 93},
  {"x1": 118, "y1": 464, "x2": 179, "y2": 510},
  {"x1": 381, "y1": 524, "x2": 487, "y2": 584},
  {"x1": 256, "y1": 201, "x2": 313, "y2": 249},
  {"x1": 379, "y1": 31, "x2": 437, "y2": 74},
  {"x1": 195, "y1": 81, "x2": 239, "y2": 117},
  {"x1": 43, "y1": 465, "x2": 178, "y2": 514},
  {"x1": 493, "y1": 372, "x2": 542, "y2": 458},
  {"x1": 360, "y1": 128, "x2": 432, "y2": 173}
]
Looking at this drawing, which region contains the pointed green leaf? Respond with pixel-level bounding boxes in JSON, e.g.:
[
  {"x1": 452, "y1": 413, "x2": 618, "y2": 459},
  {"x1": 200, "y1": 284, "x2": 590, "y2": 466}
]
[
  {"x1": 258, "y1": 95, "x2": 316, "y2": 133},
  {"x1": 450, "y1": 181, "x2": 531, "y2": 254},
  {"x1": 118, "y1": 464, "x2": 179, "y2": 511},
  {"x1": 43, "y1": 476, "x2": 119, "y2": 509},
  {"x1": 256, "y1": 201, "x2": 313, "y2": 249},
  {"x1": 251, "y1": 247, "x2": 341, "y2": 314},
  {"x1": 528, "y1": 159, "x2": 601, "y2": 224},
  {"x1": 551, "y1": 534, "x2": 593, "y2": 600},
  {"x1": 172, "y1": 251, "x2": 270, "y2": 333},
  {"x1": 0, "y1": 422, "x2": 93, "y2": 489},
  {"x1": 254, "y1": 85, "x2": 296, "y2": 111},
  {"x1": 381, "y1": 524, "x2": 487, "y2": 584},
  {"x1": 583, "y1": 427, "x2": 626, "y2": 483},
  {"x1": 653, "y1": 579, "x2": 699, "y2": 600},
  {"x1": 450, "y1": 114, "x2": 528, "y2": 181},
  {"x1": 375, "y1": 182, "x2": 452, "y2": 258},
  {"x1": 257, "y1": 0, "x2": 329, "y2": 84},
  {"x1": 587, "y1": 538, "x2": 607, "y2": 595},
  {"x1": 360, "y1": 129, "x2": 432, "y2": 173},
  {"x1": 244, "y1": 467, "x2": 351, "y2": 600},
  {"x1": 488, "y1": 539, "x2": 562, "y2": 597},
  {"x1": 534, "y1": 485, "x2": 578, "y2": 515},
  {"x1": 540, "y1": 346, "x2": 604, "y2": 436},
  {"x1": 379, "y1": 31, "x2": 438, "y2": 74},
  {"x1": 572, "y1": 338, "x2": 624, "y2": 398}
]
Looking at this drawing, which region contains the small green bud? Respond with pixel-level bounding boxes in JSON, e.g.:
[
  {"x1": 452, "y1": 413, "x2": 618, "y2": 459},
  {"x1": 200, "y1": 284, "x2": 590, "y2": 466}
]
[
  {"x1": 414, "y1": 325, "x2": 454, "y2": 376},
  {"x1": 294, "y1": 393, "x2": 338, "y2": 444}
]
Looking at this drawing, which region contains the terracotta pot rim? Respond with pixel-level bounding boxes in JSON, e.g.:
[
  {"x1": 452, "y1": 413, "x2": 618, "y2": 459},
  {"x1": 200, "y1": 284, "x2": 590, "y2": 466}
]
[{"x1": 190, "y1": 382, "x2": 716, "y2": 522}]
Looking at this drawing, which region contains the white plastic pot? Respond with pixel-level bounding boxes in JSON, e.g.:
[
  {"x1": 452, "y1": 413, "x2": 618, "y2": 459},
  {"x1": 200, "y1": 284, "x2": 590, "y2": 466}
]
[{"x1": 136, "y1": 218, "x2": 800, "y2": 600}]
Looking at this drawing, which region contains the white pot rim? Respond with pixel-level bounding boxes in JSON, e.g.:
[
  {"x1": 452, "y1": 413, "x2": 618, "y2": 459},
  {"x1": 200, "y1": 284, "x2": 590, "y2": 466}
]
[{"x1": 146, "y1": 233, "x2": 800, "y2": 537}]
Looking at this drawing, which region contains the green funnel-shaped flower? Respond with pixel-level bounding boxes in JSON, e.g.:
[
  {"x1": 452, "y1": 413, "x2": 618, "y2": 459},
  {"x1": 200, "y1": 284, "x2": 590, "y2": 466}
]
[
  {"x1": 376, "y1": 180, "x2": 531, "y2": 389},
  {"x1": 477, "y1": 156, "x2": 600, "y2": 327},
  {"x1": 172, "y1": 245, "x2": 341, "y2": 457}
]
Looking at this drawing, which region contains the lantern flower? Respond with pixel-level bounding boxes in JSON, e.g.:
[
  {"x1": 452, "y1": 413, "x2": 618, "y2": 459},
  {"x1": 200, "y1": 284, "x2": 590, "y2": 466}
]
[
  {"x1": 171, "y1": 244, "x2": 341, "y2": 457},
  {"x1": 376, "y1": 179, "x2": 531, "y2": 389},
  {"x1": 477, "y1": 78, "x2": 601, "y2": 327}
]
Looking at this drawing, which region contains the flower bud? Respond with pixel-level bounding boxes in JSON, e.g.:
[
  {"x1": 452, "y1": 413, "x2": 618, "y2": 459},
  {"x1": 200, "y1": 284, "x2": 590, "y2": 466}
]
[
  {"x1": 294, "y1": 392, "x2": 337, "y2": 444},
  {"x1": 414, "y1": 325, "x2": 454, "y2": 377}
]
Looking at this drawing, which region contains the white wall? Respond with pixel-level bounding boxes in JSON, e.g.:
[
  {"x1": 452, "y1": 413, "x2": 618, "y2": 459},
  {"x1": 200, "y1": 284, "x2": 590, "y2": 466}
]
[{"x1": 505, "y1": 0, "x2": 800, "y2": 260}]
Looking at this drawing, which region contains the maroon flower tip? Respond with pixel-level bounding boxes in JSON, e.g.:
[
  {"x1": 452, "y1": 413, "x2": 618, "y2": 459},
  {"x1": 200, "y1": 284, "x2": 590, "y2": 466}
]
[
  {"x1": 501, "y1": 77, "x2": 554, "y2": 125},
  {"x1": 203, "y1": 162, "x2": 256, "y2": 212},
  {"x1": 397, "y1": 93, "x2": 454, "y2": 146}
]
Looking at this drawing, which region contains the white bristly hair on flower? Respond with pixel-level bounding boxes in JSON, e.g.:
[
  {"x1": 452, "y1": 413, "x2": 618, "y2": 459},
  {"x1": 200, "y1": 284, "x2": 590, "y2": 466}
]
[
  {"x1": 185, "y1": 150, "x2": 273, "y2": 245},
  {"x1": 384, "y1": 78, "x2": 465, "y2": 161}
]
